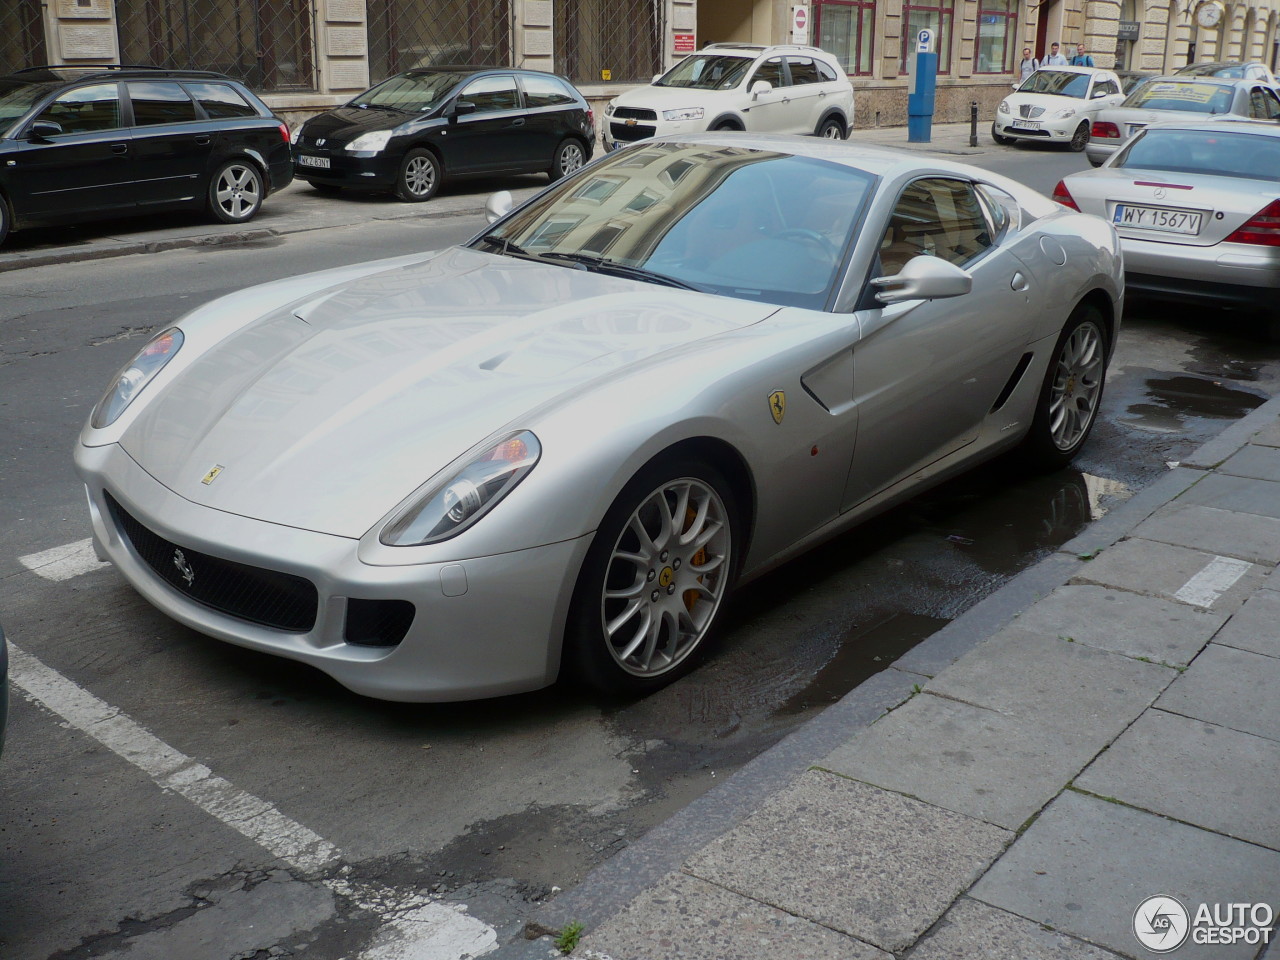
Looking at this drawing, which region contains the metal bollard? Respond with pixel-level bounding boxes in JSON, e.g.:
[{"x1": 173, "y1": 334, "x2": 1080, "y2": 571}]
[{"x1": 970, "y1": 101, "x2": 979, "y2": 147}]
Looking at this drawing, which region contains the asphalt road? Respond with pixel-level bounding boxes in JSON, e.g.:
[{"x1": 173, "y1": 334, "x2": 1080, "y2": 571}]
[{"x1": 1, "y1": 146, "x2": 1277, "y2": 960}]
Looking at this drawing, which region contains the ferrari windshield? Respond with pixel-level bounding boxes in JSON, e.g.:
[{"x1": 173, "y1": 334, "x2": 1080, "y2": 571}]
[
  {"x1": 656, "y1": 55, "x2": 754, "y2": 90},
  {"x1": 1117, "y1": 128, "x2": 1280, "y2": 181},
  {"x1": 348, "y1": 71, "x2": 463, "y2": 111},
  {"x1": 1017, "y1": 70, "x2": 1091, "y2": 97},
  {"x1": 475, "y1": 143, "x2": 874, "y2": 310}
]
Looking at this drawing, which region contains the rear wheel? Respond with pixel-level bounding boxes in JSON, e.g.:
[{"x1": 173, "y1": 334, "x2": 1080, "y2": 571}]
[
  {"x1": 816, "y1": 116, "x2": 845, "y2": 139},
  {"x1": 1021, "y1": 304, "x2": 1108, "y2": 469},
  {"x1": 711, "y1": 120, "x2": 741, "y2": 132},
  {"x1": 207, "y1": 160, "x2": 263, "y2": 224},
  {"x1": 1068, "y1": 121, "x2": 1090, "y2": 152},
  {"x1": 565, "y1": 459, "x2": 738, "y2": 697},
  {"x1": 394, "y1": 148, "x2": 440, "y2": 202},
  {"x1": 548, "y1": 138, "x2": 586, "y2": 181}
]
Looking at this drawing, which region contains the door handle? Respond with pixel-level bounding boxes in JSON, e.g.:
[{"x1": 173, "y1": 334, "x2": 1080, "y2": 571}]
[
  {"x1": 194, "y1": 135, "x2": 211, "y2": 145},
  {"x1": 511, "y1": 118, "x2": 525, "y2": 126},
  {"x1": 110, "y1": 143, "x2": 128, "y2": 155},
  {"x1": 1011, "y1": 271, "x2": 1030, "y2": 292}
]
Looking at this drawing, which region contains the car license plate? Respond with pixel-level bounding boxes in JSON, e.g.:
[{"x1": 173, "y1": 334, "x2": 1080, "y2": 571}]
[
  {"x1": 1112, "y1": 204, "x2": 1202, "y2": 235},
  {"x1": 1011, "y1": 120, "x2": 1040, "y2": 130},
  {"x1": 297, "y1": 154, "x2": 331, "y2": 169}
]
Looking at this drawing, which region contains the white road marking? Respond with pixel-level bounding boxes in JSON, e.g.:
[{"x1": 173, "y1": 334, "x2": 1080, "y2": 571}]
[
  {"x1": 18, "y1": 538, "x2": 104, "y2": 581},
  {"x1": 1173, "y1": 555, "x2": 1252, "y2": 608},
  {"x1": 10, "y1": 643, "x2": 499, "y2": 957}
]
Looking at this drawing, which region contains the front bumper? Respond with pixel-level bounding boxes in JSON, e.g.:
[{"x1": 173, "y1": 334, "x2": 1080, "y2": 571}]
[
  {"x1": 1121, "y1": 236, "x2": 1280, "y2": 313},
  {"x1": 76, "y1": 442, "x2": 593, "y2": 702},
  {"x1": 292, "y1": 147, "x2": 399, "y2": 189},
  {"x1": 993, "y1": 115, "x2": 1085, "y2": 144},
  {"x1": 603, "y1": 115, "x2": 708, "y2": 150}
]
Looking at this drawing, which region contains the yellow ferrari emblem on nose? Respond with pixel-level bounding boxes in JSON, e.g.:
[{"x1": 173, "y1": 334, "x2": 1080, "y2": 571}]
[
  {"x1": 768, "y1": 390, "x2": 786, "y2": 425},
  {"x1": 201, "y1": 464, "x2": 225, "y2": 485}
]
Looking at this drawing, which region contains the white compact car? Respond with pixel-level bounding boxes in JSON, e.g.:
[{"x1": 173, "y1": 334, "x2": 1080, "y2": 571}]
[
  {"x1": 602, "y1": 44, "x2": 854, "y2": 150},
  {"x1": 993, "y1": 66, "x2": 1126, "y2": 151}
]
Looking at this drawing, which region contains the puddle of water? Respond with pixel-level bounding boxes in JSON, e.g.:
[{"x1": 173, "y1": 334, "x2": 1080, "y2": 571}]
[{"x1": 1124, "y1": 375, "x2": 1266, "y2": 433}]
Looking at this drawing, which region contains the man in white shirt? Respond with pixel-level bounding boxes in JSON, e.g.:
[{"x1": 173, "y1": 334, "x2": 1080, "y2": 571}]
[{"x1": 1045, "y1": 42, "x2": 1069, "y2": 65}]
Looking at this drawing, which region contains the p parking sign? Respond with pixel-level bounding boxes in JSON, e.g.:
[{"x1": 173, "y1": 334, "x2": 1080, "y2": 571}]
[{"x1": 916, "y1": 28, "x2": 934, "y2": 53}]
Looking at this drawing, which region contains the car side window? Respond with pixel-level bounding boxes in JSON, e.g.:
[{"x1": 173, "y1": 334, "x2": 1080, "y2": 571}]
[
  {"x1": 786, "y1": 58, "x2": 822, "y2": 85},
  {"x1": 750, "y1": 58, "x2": 786, "y2": 88},
  {"x1": 184, "y1": 82, "x2": 258, "y2": 119},
  {"x1": 521, "y1": 75, "x2": 576, "y2": 108},
  {"x1": 880, "y1": 178, "x2": 992, "y2": 275},
  {"x1": 1249, "y1": 87, "x2": 1280, "y2": 119},
  {"x1": 816, "y1": 59, "x2": 841, "y2": 82},
  {"x1": 127, "y1": 81, "x2": 198, "y2": 126},
  {"x1": 459, "y1": 75, "x2": 520, "y2": 113},
  {"x1": 1092, "y1": 80, "x2": 1119, "y2": 97},
  {"x1": 34, "y1": 83, "x2": 121, "y2": 135}
]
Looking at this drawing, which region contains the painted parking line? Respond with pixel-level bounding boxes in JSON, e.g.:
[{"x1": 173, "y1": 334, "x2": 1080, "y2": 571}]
[
  {"x1": 10, "y1": 643, "x2": 498, "y2": 958},
  {"x1": 18, "y1": 538, "x2": 103, "y2": 581},
  {"x1": 1172, "y1": 555, "x2": 1253, "y2": 608}
]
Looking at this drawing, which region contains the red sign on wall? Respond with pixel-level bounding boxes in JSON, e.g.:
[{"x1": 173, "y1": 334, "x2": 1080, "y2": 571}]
[{"x1": 674, "y1": 33, "x2": 696, "y2": 52}]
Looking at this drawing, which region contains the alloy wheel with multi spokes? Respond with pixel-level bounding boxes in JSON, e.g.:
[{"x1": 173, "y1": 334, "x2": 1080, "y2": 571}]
[
  {"x1": 550, "y1": 139, "x2": 586, "y2": 181},
  {"x1": 568, "y1": 462, "x2": 738, "y2": 695},
  {"x1": 395, "y1": 148, "x2": 440, "y2": 202},
  {"x1": 207, "y1": 161, "x2": 263, "y2": 224},
  {"x1": 1023, "y1": 305, "x2": 1108, "y2": 468},
  {"x1": 817, "y1": 117, "x2": 845, "y2": 139}
]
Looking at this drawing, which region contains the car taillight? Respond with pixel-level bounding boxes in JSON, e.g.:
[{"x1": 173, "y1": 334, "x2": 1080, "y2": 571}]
[
  {"x1": 278, "y1": 122, "x2": 291, "y2": 144},
  {"x1": 586, "y1": 107, "x2": 595, "y2": 127},
  {"x1": 1224, "y1": 199, "x2": 1280, "y2": 246},
  {"x1": 1052, "y1": 180, "x2": 1079, "y2": 211},
  {"x1": 1091, "y1": 121, "x2": 1121, "y2": 139}
]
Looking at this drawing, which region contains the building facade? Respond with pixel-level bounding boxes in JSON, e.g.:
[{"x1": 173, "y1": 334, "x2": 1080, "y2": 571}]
[{"x1": 4, "y1": 0, "x2": 1279, "y2": 126}]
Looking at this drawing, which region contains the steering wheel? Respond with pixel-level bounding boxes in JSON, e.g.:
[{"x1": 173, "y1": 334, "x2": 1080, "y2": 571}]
[{"x1": 775, "y1": 228, "x2": 840, "y2": 262}]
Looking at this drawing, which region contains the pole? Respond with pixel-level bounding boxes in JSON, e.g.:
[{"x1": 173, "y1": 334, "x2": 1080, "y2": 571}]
[{"x1": 969, "y1": 101, "x2": 978, "y2": 147}]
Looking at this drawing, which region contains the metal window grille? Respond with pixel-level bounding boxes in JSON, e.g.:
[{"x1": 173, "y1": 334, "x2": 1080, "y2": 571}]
[
  {"x1": 0, "y1": 0, "x2": 47, "y2": 75},
  {"x1": 116, "y1": 0, "x2": 316, "y2": 92},
  {"x1": 366, "y1": 0, "x2": 510, "y2": 83},
  {"x1": 555, "y1": 0, "x2": 661, "y2": 83}
]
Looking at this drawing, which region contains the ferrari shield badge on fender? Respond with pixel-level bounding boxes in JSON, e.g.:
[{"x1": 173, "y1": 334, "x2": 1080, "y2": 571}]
[
  {"x1": 768, "y1": 390, "x2": 786, "y2": 425},
  {"x1": 201, "y1": 464, "x2": 225, "y2": 485}
]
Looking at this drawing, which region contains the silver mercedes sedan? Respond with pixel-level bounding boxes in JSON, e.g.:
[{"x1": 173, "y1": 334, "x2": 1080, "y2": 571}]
[
  {"x1": 1060, "y1": 120, "x2": 1280, "y2": 338},
  {"x1": 75, "y1": 134, "x2": 1123, "y2": 701}
]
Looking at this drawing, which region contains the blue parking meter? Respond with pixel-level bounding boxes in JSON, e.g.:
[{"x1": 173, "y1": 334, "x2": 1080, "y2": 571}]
[{"x1": 907, "y1": 28, "x2": 937, "y2": 143}]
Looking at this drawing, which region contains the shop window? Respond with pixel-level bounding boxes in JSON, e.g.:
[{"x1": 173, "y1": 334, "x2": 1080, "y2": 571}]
[
  {"x1": 815, "y1": 0, "x2": 876, "y2": 75},
  {"x1": 367, "y1": 0, "x2": 509, "y2": 82},
  {"x1": 975, "y1": 0, "x2": 1017, "y2": 74},
  {"x1": 900, "y1": 0, "x2": 953, "y2": 74}
]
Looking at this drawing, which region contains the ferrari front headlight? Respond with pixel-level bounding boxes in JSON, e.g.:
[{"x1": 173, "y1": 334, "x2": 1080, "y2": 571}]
[
  {"x1": 381, "y1": 431, "x2": 541, "y2": 545},
  {"x1": 91, "y1": 328, "x2": 183, "y2": 428}
]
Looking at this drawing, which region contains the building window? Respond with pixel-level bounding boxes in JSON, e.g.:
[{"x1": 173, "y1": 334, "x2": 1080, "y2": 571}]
[
  {"x1": 900, "y1": 0, "x2": 953, "y2": 74},
  {"x1": 367, "y1": 0, "x2": 508, "y2": 82},
  {"x1": 556, "y1": 0, "x2": 660, "y2": 83},
  {"x1": 815, "y1": 0, "x2": 876, "y2": 75},
  {"x1": 0, "y1": 0, "x2": 46, "y2": 76},
  {"x1": 116, "y1": 0, "x2": 314, "y2": 92},
  {"x1": 975, "y1": 0, "x2": 1017, "y2": 74}
]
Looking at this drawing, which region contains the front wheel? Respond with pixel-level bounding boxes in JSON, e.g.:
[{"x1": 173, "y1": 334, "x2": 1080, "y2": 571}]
[
  {"x1": 394, "y1": 148, "x2": 440, "y2": 202},
  {"x1": 548, "y1": 138, "x2": 586, "y2": 181},
  {"x1": 1068, "y1": 121, "x2": 1090, "y2": 152},
  {"x1": 207, "y1": 160, "x2": 263, "y2": 224},
  {"x1": 565, "y1": 460, "x2": 738, "y2": 697},
  {"x1": 1021, "y1": 305, "x2": 1108, "y2": 469},
  {"x1": 816, "y1": 117, "x2": 845, "y2": 139}
]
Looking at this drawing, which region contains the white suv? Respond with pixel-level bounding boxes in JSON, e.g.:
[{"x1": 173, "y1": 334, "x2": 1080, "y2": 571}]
[{"x1": 602, "y1": 44, "x2": 854, "y2": 151}]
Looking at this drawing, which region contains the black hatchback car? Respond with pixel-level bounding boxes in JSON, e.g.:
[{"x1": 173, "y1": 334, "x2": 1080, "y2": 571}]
[
  {"x1": 0, "y1": 66, "x2": 292, "y2": 246},
  {"x1": 293, "y1": 67, "x2": 594, "y2": 202}
]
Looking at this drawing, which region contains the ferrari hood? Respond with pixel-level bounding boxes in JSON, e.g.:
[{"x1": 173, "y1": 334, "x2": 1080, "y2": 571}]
[{"x1": 121, "y1": 247, "x2": 772, "y2": 538}]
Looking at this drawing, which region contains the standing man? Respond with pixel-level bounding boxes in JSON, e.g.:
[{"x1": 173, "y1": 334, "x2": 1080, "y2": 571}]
[
  {"x1": 1045, "y1": 42, "x2": 1069, "y2": 65},
  {"x1": 1019, "y1": 47, "x2": 1040, "y2": 82},
  {"x1": 1071, "y1": 43, "x2": 1095, "y2": 66}
]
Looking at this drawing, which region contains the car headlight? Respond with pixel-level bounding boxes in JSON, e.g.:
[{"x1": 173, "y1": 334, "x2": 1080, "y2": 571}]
[
  {"x1": 91, "y1": 328, "x2": 183, "y2": 428},
  {"x1": 605, "y1": 101, "x2": 617, "y2": 117},
  {"x1": 346, "y1": 130, "x2": 394, "y2": 152},
  {"x1": 1052, "y1": 108, "x2": 1076, "y2": 120},
  {"x1": 998, "y1": 100, "x2": 1011, "y2": 115},
  {"x1": 662, "y1": 107, "x2": 705, "y2": 122},
  {"x1": 381, "y1": 431, "x2": 542, "y2": 546}
]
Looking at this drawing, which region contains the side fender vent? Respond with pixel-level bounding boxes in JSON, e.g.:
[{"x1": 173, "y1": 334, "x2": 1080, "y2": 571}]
[{"x1": 991, "y1": 352, "x2": 1034, "y2": 413}]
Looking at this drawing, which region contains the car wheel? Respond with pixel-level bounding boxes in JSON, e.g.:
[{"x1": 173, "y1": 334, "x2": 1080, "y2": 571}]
[
  {"x1": 1068, "y1": 121, "x2": 1090, "y2": 152},
  {"x1": 566, "y1": 459, "x2": 739, "y2": 697},
  {"x1": 992, "y1": 124, "x2": 1016, "y2": 146},
  {"x1": 548, "y1": 138, "x2": 586, "y2": 181},
  {"x1": 207, "y1": 160, "x2": 263, "y2": 224},
  {"x1": 1022, "y1": 304, "x2": 1108, "y2": 469},
  {"x1": 816, "y1": 117, "x2": 845, "y2": 139},
  {"x1": 711, "y1": 120, "x2": 741, "y2": 131},
  {"x1": 394, "y1": 148, "x2": 441, "y2": 202},
  {"x1": 0, "y1": 195, "x2": 10, "y2": 247}
]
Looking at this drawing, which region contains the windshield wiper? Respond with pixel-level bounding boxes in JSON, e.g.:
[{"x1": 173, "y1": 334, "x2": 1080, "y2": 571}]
[
  {"x1": 539, "y1": 252, "x2": 704, "y2": 290},
  {"x1": 356, "y1": 102, "x2": 406, "y2": 112},
  {"x1": 478, "y1": 235, "x2": 534, "y2": 259}
]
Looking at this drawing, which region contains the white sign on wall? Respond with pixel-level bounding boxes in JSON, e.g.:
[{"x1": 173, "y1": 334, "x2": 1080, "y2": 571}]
[{"x1": 791, "y1": 5, "x2": 809, "y2": 45}]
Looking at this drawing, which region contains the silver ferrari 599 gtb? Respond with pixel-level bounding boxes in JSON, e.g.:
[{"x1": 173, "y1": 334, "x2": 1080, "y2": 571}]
[{"x1": 75, "y1": 134, "x2": 1123, "y2": 701}]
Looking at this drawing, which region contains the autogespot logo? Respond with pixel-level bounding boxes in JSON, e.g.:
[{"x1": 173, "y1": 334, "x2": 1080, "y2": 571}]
[{"x1": 1134, "y1": 895, "x2": 1190, "y2": 953}]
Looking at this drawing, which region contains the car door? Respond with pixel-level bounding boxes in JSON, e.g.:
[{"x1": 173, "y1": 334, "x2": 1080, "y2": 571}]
[
  {"x1": 842, "y1": 177, "x2": 1034, "y2": 509},
  {"x1": 125, "y1": 80, "x2": 215, "y2": 207},
  {"x1": 516, "y1": 73, "x2": 579, "y2": 169},
  {"x1": 445, "y1": 74, "x2": 526, "y2": 173},
  {"x1": 741, "y1": 57, "x2": 791, "y2": 132},
  {"x1": 9, "y1": 82, "x2": 134, "y2": 221},
  {"x1": 783, "y1": 57, "x2": 826, "y2": 132}
]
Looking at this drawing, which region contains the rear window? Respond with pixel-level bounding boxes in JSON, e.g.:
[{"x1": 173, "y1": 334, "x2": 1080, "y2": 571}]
[
  {"x1": 521, "y1": 74, "x2": 576, "y2": 108},
  {"x1": 1126, "y1": 80, "x2": 1234, "y2": 113},
  {"x1": 1116, "y1": 128, "x2": 1280, "y2": 181},
  {"x1": 185, "y1": 82, "x2": 258, "y2": 118}
]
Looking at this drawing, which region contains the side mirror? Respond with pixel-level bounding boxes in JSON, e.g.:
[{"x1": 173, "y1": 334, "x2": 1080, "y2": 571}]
[
  {"x1": 485, "y1": 190, "x2": 513, "y2": 224},
  {"x1": 446, "y1": 99, "x2": 476, "y2": 120},
  {"x1": 1090, "y1": 89, "x2": 1109, "y2": 99},
  {"x1": 1011, "y1": 82, "x2": 1019, "y2": 91},
  {"x1": 870, "y1": 255, "x2": 973, "y2": 305},
  {"x1": 27, "y1": 120, "x2": 63, "y2": 140},
  {"x1": 652, "y1": 73, "x2": 663, "y2": 83},
  {"x1": 750, "y1": 80, "x2": 773, "y2": 99}
]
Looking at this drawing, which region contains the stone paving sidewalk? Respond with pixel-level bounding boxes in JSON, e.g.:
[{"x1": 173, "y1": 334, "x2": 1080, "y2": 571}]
[{"x1": 513, "y1": 398, "x2": 1280, "y2": 960}]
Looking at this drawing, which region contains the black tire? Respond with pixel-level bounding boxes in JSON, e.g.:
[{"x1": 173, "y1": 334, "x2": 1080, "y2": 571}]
[
  {"x1": 310, "y1": 182, "x2": 343, "y2": 194},
  {"x1": 711, "y1": 120, "x2": 741, "y2": 131},
  {"x1": 548, "y1": 138, "x2": 587, "y2": 181},
  {"x1": 564, "y1": 458, "x2": 740, "y2": 697},
  {"x1": 0, "y1": 194, "x2": 10, "y2": 247},
  {"x1": 1068, "y1": 121, "x2": 1090, "y2": 152},
  {"x1": 816, "y1": 116, "x2": 845, "y2": 139},
  {"x1": 1021, "y1": 304, "x2": 1109, "y2": 469},
  {"x1": 394, "y1": 148, "x2": 441, "y2": 202},
  {"x1": 991, "y1": 124, "x2": 1016, "y2": 146},
  {"x1": 207, "y1": 159, "x2": 264, "y2": 224}
]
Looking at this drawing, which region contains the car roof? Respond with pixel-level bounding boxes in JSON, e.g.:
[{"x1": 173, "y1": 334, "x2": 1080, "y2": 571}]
[
  {"x1": 1142, "y1": 118, "x2": 1280, "y2": 137},
  {"x1": 699, "y1": 43, "x2": 836, "y2": 58},
  {"x1": 3, "y1": 65, "x2": 234, "y2": 85},
  {"x1": 401, "y1": 65, "x2": 571, "y2": 78},
  {"x1": 1139, "y1": 74, "x2": 1243, "y2": 87}
]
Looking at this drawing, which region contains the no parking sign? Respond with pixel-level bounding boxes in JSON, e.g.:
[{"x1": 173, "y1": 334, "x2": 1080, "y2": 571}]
[{"x1": 792, "y1": 5, "x2": 809, "y2": 44}]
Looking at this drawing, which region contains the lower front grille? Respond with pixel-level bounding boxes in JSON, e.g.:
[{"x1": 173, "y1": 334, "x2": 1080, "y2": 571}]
[
  {"x1": 610, "y1": 122, "x2": 656, "y2": 142},
  {"x1": 106, "y1": 491, "x2": 319, "y2": 632}
]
